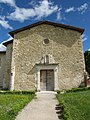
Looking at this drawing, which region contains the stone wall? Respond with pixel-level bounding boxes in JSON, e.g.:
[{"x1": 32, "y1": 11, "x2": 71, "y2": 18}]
[
  {"x1": 12, "y1": 24, "x2": 85, "y2": 90},
  {"x1": 3, "y1": 43, "x2": 13, "y2": 89},
  {"x1": 0, "y1": 52, "x2": 6, "y2": 88}
]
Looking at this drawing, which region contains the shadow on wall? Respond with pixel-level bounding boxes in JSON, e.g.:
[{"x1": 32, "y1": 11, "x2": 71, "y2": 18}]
[
  {"x1": 79, "y1": 81, "x2": 85, "y2": 87},
  {"x1": 30, "y1": 26, "x2": 80, "y2": 48},
  {"x1": 27, "y1": 65, "x2": 35, "y2": 75}
]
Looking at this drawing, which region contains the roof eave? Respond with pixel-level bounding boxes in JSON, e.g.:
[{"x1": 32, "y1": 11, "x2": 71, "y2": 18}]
[
  {"x1": 0, "y1": 51, "x2": 6, "y2": 53},
  {"x1": 3, "y1": 39, "x2": 13, "y2": 46},
  {"x1": 9, "y1": 21, "x2": 84, "y2": 37}
]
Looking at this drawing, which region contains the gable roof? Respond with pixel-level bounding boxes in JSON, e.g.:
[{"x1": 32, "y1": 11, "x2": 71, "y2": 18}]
[
  {"x1": 3, "y1": 21, "x2": 84, "y2": 46},
  {"x1": 9, "y1": 21, "x2": 84, "y2": 37}
]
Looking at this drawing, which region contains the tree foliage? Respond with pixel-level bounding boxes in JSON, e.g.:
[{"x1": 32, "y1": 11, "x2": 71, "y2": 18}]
[{"x1": 84, "y1": 50, "x2": 90, "y2": 76}]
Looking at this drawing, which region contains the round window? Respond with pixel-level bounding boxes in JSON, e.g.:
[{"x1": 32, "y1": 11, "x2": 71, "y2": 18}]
[{"x1": 43, "y1": 39, "x2": 49, "y2": 45}]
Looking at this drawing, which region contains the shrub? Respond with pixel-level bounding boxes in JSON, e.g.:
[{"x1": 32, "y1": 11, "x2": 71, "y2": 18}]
[
  {"x1": 56, "y1": 86, "x2": 90, "y2": 94},
  {"x1": 0, "y1": 90, "x2": 36, "y2": 95}
]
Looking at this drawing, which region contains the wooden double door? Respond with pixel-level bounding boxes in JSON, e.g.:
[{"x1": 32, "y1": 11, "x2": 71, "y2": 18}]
[{"x1": 40, "y1": 69, "x2": 54, "y2": 91}]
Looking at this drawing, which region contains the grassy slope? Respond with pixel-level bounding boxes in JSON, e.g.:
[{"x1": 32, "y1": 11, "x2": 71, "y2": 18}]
[
  {"x1": 57, "y1": 90, "x2": 90, "y2": 120},
  {"x1": 0, "y1": 94, "x2": 35, "y2": 120}
]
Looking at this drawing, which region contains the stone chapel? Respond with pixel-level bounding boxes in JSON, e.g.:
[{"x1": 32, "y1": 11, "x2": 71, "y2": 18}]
[{"x1": 0, "y1": 21, "x2": 85, "y2": 91}]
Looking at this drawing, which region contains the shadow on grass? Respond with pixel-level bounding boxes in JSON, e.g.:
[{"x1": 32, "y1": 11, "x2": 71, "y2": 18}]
[{"x1": 55, "y1": 104, "x2": 64, "y2": 120}]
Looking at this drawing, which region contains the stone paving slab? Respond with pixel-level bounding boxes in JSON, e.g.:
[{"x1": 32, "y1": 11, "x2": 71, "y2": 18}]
[{"x1": 15, "y1": 92, "x2": 61, "y2": 120}]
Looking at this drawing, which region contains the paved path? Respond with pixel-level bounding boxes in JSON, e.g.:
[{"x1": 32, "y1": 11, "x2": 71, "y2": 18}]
[{"x1": 15, "y1": 91, "x2": 61, "y2": 120}]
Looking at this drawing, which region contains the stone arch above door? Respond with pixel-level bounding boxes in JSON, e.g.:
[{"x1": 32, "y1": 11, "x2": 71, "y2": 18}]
[{"x1": 40, "y1": 54, "x2": 55, "y2": 64}]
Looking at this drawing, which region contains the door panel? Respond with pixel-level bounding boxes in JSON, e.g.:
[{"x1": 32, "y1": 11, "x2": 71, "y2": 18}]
[
  {"x1": 40, "y1": 70, "x2": 54, "y2": 91},
  {"x1": 46, "y1": 70, "x2": 54, "y2": 91},
  {"x1": 40, "y1": 70, "x2": 46, "y2": 91}
]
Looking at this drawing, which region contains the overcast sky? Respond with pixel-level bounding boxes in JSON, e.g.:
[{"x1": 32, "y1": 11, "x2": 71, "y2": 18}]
[{"x1": 0, "y1": 0, "x2": 90, "y2": 51}]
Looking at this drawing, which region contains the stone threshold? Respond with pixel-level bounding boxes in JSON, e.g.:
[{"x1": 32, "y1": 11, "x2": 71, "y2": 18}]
[{"x1": 36, "y1": 91, "x2": 57, "y2": 94}]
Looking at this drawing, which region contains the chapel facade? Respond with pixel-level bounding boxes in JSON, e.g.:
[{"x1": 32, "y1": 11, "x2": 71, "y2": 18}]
[{"x1": 0, "y1": 21, "x2": 85, "y2": 91}]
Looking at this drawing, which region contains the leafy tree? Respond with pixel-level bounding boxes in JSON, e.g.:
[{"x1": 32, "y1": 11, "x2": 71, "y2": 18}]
[{"x1": 84, "y1": 50, "x2": 90, "y2": 77}]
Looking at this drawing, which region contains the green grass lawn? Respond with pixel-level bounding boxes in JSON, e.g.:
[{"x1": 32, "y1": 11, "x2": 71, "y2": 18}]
[
  {"x1": 0, "y1": 92, "x2": 35, "y2": 120},
  {"x1": 57, "y1": 90, "x2": 90, "y2": 120}
]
